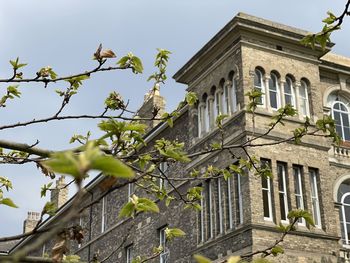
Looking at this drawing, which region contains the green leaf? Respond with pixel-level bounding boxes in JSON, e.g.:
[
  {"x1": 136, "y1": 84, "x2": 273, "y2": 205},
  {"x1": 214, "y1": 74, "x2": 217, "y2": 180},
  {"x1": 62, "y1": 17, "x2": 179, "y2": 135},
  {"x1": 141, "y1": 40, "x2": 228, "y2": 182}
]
[
  {"x1": 227, "y1": 256, "x2": 241, "y2": 263},
  {"x1": 90, "y1": 155, "x2": 134, "y2": 179},
  {"x1": 41, "y1": 182, "x2": 53, "y2": 198},
  {"x1": 137, "y1": 198, "x2": 159, "y2": 213},
  {"x1": 43, "y1": 151, "x2": 81, "y2": 178},
  {"x1": 193, "y1": 254, "x2": 212, "y2": 263},
  {"x1": 0, "y1": 198, "x2": 18, "y2": 208},
  {"x1": 185, "y1": 92, "x2": 198, "y2": 106},
  {"x1": 271, "y1": 245, "x2": 284, "y2": 256},
  {"x1": 119, "y1": 201, "x2": 135, "y2": 218},
  {"x1": 43, "y1": 201, "x2": 56, "y2": 216},
  {"x1": 165, "y1": 227, "x2": 186, "y2": 240}
]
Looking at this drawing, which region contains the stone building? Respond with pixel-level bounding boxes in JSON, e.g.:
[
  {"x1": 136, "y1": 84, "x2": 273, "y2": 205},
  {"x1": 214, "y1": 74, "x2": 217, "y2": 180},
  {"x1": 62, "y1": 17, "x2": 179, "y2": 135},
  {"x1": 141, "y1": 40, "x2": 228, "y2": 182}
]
[{"x1": 7, "y1": 13, "x2": 350, "y2": 262}]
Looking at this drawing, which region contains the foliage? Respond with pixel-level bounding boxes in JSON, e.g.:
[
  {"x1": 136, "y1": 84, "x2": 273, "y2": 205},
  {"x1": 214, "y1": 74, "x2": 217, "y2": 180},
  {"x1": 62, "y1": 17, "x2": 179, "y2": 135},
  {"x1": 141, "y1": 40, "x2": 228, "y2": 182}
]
[{"x1": 0, "y1": 6, "x2": 347, "y2": 260}]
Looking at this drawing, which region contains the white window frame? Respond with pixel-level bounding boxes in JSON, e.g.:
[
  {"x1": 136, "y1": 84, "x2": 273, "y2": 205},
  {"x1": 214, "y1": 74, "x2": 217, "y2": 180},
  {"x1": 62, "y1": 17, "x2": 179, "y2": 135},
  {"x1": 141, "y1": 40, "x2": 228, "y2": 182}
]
[
  {"x1": 236, "y1": 174, "x2": 243, "y2": 224},
  {"x1": 332, "y1": 101, "x2": 350, "y2": 141},
  {"x1": 284, "y1": 77, "x2": 296, "y2": 107},
  {"x1": 159, "y1": 162, "x2": 168, "y2": 190},
  {"x1": 126, "y1": 245, "x2": 133, "y2": 263},
  {"x1": 223, "y1": 83, "x2": 232, "y2": 115},
  {"x1": 214, "y1": 90, "x2": 222, "y2": 119},
  {"x1": 293, "y1": 166, "x2": 305, "y2": 226},
  {"x1": 217, "y1": 178, "x2": 223, "y2": 234},
  {"x1": 262, "y1": 176, "x2": 273, "y2": 221},
  {"x1": 197, "y1": 104, "x2": 202, "y2": 137},
  {"x1": 227, "y1": 177, "x2": 233, "y2": 229},
  {"x1": 269, "y1": 73, "x2": 281, "y2": 110},
  {"x1": 309, "y1": 169, "x2": 322, "y2": 228},
  {"x1": 101, "y1": 196, "x2": 107, "y2": 233},
  {"x1": 340, "y1": 193, "x2": 350, "y2": 245},
  {"x1": 208, "y1": 181, "x2": 214, "y2": 239},
  {"x1": 254, "y1": 69, "x2": 265, "y2": 106},
  {"x1": 200, "y1": 189, "x2": 205, "y2": 242},
  {"x1": 277, "y1": 163, "x2": 289, "y2": 223},
  {"x1": 160, "y1": 227, "x2": 169, "y2": 263},
  {"x1": 299, "y1": 80, "x2": 310, "y2": 117}
]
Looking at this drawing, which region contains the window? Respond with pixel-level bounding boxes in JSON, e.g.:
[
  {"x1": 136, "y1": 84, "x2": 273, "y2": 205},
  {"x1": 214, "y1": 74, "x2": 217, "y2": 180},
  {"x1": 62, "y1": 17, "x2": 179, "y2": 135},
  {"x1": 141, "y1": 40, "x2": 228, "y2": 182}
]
[
  {"x1": 206, "y1": 96, "x2": 213, "y2": 129},
  {"x1": 226, "y1": 177, "x2": 233, "y2": 229},
  {"x1": 214, "y1": 90, "x2": 223, "y2": 118},
  {"x1": 261, "y1": 159, "x2": 273, "y2": 221},
  {"x1": 160, "y1": 227, "x2": 169, "y2": 263},
  {"x1": 277, "y1": 163, "x2": 289, "y2": 222},
  {"x1": 262, "y1": 176, "x2": 273, "y2": 221},
  {"x1": 332, "y1": 101, "x2": 350, "y2": 141},
  {"x1": 207, "y1": 181, "x2": 214, "y2": 238},
  {"x1": 224, "y1": 84, "x2": 230, "y2": 115},
  {"x1": 217, "y1": 178, "x2": 224, "y2": 234},
  {"x1": 293, "y1": 166, "x2": 305, "y2": 225},
  {"x1": 269, "y1": 73, "x2": 280, "y2": 109},
  {"x1": 231, "y1": 79, "x2": 238, "y2": 113},
  {"x1": 338, "y1": 179, "x2": 350, "y2": 245},
  {"x1": 199, "y1": 185, "x2": 205, "y2": 243},
  {"x1": 254, "y1": 68, "x2": 265, "y2": 106},
  {"x1": 235, "y1": 173, "x2": 243, "y2": 225},
  {"x1": 128, "y1": 182, "x2": 134, "y2": 198},
  {"x1": 309, "y1": 168, "x2": 321, "y2": 228},
  {"x1": 284, "y1": 77, "x2": 296, "y2": 107},
  {"x1": 198, "y1": 102, "x2": 207, "y2": 137},
  {"x1": 159, "y1": 162, "x2": 168, "y2": 190},
  {"x1": 299, "y1": 80, "x2": 310, "y2": 117},
  {"x1": 101, "y1": 196, "x2": 107, "y2": 232},
  {"x1": 126, "y1": 245, "x2": 133, "y2": 263}
]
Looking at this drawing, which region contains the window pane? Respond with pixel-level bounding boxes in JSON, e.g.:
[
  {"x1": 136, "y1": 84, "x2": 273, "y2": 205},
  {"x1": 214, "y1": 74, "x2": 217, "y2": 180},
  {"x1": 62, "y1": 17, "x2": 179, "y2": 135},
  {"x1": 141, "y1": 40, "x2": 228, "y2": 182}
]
[
  {"x1": 263, "y1": 190, "x2": 270, "y2": 218},
  {"x1": 269, "y1": 78, "x2": 276, "y2": 91},
  {"x1": 254, "y1": 71, "x2": 261, "y2": 87},
  {"x1": 342, "y1": 112, "x2": 350, "y2": 127},
  {"x1": 270, "y1": 92, "x2": 278, "y2": 108},
  {"x1": 279, "y1": 193, "x2": 286, "y2": 220}
]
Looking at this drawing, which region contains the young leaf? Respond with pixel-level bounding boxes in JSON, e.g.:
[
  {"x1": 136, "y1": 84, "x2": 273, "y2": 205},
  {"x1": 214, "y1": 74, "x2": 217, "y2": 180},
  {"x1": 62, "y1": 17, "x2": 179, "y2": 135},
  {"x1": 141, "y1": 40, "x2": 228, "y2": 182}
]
[
  {"x1": 0, "y1": 198, "x2": 18, "y2": 208},
  {"x1": 193, "y1": 254, "x2": 212, "y2": 263}
]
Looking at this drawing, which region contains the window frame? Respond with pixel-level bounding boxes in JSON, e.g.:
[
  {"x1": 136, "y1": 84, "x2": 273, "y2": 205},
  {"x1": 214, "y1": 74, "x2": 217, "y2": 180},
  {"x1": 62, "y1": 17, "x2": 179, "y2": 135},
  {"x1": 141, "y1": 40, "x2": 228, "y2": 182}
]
[
  {"x1": 126, "y1": 245, "x2": 133, "y2": 263},
  {"x1": 293, "y1": 166, "x2": 305, "y2": 226},
  {"x1": 262, "y1": 176, "x2": 273, "y2": 221},
  {"x1": 269, "y1": 73, "x2": 281, "y2": 110},
  {"x1": 332, "y1": 101, "x2": 350, "y2": 141},
  {"x1": 254, "y1": 68, "x2": 265, "y2": 107},
  {"x1": 299, "y1": 80, "x2": 310, "y2": 117},
  {"x1": 159, "y1": 227, "x2": 169, "y2": 263},
  {"x1": 284, "y1": 77, "x2": 296, "y2": 107},
  {"x1": 277, "y1": 162, "x2": 289, "y2": 223},
  {"x1": 101, "y1": 196, "x2": 107, "y2": 233},
  {"x1": 309, "y1": 168, "x2": 322, "y2": 228}
]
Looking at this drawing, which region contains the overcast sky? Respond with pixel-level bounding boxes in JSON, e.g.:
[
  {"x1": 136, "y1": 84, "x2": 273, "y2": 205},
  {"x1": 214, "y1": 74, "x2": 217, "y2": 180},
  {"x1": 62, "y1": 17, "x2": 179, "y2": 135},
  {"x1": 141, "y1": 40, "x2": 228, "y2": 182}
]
[{"x1": 0, "y1": 0, "x2": 349, "y2": 237}]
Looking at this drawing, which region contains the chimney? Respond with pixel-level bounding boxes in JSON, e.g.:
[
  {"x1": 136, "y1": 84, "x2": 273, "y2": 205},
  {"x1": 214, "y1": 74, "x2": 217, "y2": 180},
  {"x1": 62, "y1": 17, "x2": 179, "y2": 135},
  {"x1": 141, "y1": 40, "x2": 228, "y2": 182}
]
[
  {"x1": 137, "y1": 84, "x2": 166, "y2": 132},
  {"x1": 50, "y1": 176, "x2": 68, "y2": 210},
  {"x1": 23, "y1": 211, "x2": 40, "y2": 233}
]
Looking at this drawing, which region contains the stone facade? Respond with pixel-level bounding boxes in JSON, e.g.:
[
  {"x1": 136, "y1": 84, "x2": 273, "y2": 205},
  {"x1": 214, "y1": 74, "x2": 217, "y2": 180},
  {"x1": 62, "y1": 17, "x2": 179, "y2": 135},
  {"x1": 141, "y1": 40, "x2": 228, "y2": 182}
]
[{"x1": 9, "y1": 13, "x2": 350, "y2": 263}]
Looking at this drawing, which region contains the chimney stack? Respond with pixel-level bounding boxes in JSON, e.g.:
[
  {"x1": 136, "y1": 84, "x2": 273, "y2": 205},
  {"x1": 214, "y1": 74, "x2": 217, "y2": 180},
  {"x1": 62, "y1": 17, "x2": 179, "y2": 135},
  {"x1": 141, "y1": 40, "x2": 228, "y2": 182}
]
[
  {"x1": 50, "y1": 176, "x2": 68, "y2": 210},
  {"x1": 137, "y1": 84, "x2": 166, "y2": 132},
  {"x1": 23, "y1": 211, "x2": 40, "y2": 233}
]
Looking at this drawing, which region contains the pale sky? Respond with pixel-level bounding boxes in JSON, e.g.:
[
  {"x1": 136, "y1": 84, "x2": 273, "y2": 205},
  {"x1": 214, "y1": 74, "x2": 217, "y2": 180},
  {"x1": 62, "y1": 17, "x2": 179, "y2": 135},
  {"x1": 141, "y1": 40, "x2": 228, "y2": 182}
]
[{"x1": 0, "y1": 0, "x2": 349, "y2": 237}]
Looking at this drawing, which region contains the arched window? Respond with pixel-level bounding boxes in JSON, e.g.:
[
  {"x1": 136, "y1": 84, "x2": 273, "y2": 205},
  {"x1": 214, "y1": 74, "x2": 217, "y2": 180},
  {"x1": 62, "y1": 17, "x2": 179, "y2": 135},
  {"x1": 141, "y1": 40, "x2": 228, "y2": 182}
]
[
  {"x1": 229, "y1": 71, "x2": 238, "y2": 114},
  {"x1": 254, "y1": 68, "x2": 265, "y2": 106},
  {"x1": 219, "y1": 79, "x2": 227, "y2": 115},
  {"x1": 269, "y1": 72, "x2": 280, "y2": 110},
  {"x1": 338, "y1": 179, "x2": 350, "y2": 245},
  {"x1": 332, "y1": 101, "x2": 350, "y2": 141},
  {"x1": 198, "y1": 94, "x2": 208, "y2": 137},
  {"x1": 299, "y1": 80, "x2": 310, "y2": 117},
  {"x1": 214, "y1": 88, "x2": 223, "y2": 119},
  {"x1": 284, "y1": 76, "x2": 296, "y2": 107}
]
